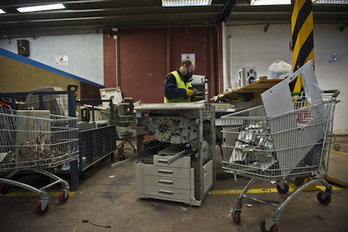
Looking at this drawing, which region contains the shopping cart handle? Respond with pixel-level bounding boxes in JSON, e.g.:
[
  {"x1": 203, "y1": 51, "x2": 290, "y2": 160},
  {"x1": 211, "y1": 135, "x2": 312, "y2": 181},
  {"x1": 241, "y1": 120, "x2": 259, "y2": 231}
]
[{"x1": 323, "y1": 89, "x2": 340, "y2": 98}]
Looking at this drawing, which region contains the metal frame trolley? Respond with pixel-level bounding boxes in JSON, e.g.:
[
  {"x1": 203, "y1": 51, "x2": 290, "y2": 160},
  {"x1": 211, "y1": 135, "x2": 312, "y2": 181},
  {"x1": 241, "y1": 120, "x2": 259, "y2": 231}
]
[
  {"x1": 221, "y1": 62, "x2": 340, "y2": 232},
  {"x1": 0, "y1": 103, "x2": 79, "y2": 216}
]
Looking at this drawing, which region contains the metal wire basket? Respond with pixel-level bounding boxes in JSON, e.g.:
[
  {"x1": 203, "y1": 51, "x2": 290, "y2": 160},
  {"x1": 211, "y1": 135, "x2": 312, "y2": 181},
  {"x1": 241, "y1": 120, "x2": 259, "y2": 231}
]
[
  {"x1": 0, "y1": 105, "x2": 79, "y2": 216},
  {"x1": 220, "y1": 89, "x2": 339, "y2": 232},
  {"x1": 221, "y1": 91, "x2": 336, "y2": 182},
  {"x1": 0, "y1": 108, "x2": 78, "y2": 171}
]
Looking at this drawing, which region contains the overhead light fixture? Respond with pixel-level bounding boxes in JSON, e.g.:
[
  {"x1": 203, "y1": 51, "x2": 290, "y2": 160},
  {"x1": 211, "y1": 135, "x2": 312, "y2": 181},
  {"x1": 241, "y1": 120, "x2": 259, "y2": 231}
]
[
  {"x1": 17, "y1": 3, "x2": 65, "y2": 13},
  {"x1": 162, "y1": 0, "x2": 212, "y2": 7},
  {"x1": 0, "y1": 9, "x2": 5, "y2": 14},
  {"x1": 250, "y1": 0, "x2": 290, "y2": 5},
  {"x1": 250, "y1": 0, "x2": 348, "y2": 5},
  {"x1": 312, "y1": 0, "x2": 348, "y2": 3}
]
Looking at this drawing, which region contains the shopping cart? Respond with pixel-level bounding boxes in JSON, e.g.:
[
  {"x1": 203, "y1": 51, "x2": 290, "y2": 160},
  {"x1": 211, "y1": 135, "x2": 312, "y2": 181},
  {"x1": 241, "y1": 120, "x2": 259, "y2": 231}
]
[
  {"x1": 221, "y1": 89, "x2": 339, "y2": 232},
  {"x1": 0, "y1": 103, "x2": 79, "y2": 216}
]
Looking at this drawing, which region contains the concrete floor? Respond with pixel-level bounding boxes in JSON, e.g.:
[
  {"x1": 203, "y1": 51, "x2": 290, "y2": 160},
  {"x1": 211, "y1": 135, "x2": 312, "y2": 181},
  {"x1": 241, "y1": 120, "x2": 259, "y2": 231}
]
[{"x1": 1, "y1": 138, "x2": 347, "y2": 232}]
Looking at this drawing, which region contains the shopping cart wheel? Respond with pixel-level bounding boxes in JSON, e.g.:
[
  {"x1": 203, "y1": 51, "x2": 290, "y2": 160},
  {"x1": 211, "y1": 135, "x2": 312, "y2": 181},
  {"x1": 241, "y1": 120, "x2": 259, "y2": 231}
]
[
  {"x1": 0, "y1": 183, "x2": 10, "y2": 194},
  {"x1": 260, "y1": 219, "x2": 278, "y2": 232},
  {"x1": 58, "y1": 191, "x2": 69, "y2": 204},
  {"x1": 34, "y1": 201, "x2": 49, "y2": 216},
  {"x1": 276, "y1": 183, "x2": 289, "y2": 195},
  {"x1": 232, "y1": 210, "x2": 241, "y2": 224},
  {"x1": 317, "y1": 191, "x2": 332, "y2": 205}
]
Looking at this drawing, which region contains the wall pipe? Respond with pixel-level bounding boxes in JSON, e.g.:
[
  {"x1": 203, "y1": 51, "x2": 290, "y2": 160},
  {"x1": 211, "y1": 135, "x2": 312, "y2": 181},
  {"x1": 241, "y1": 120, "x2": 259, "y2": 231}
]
[
  {"x1": 228, "y1": 35, "x2": 233, "y2": 90},
  {"x1": 115, "y1": 35, "x2": 118, "y2": 87},
  {"x1": 209, "y1": 27, "x2": 216, "y2": 100},
  {"x1": 167, "y1": 28, "x2": 171, "y2": 74},
  {"x1": 222, "y1": 22, "x2": 228, "y2": 92},
  {"x1": 218, "y1": 23, "x2": 224, "y2": 94}
]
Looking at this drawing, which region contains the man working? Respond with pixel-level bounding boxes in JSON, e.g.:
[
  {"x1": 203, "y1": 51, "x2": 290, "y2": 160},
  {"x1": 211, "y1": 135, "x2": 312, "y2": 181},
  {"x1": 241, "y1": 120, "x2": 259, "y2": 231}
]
[{"x1": 164, "y1": 59, "x2": 197, "y2": 103}]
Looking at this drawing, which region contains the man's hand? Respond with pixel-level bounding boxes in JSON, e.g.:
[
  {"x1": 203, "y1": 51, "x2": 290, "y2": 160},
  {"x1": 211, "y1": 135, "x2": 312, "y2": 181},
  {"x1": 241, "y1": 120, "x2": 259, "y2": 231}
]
[{"x1": 186, "y1": 89, "x2": 194, "y2": 97}]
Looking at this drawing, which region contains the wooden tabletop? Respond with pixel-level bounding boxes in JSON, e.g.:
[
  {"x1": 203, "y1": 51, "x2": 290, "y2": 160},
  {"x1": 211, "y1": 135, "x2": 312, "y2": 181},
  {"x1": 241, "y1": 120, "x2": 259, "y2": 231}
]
[{"x1": 215, "y1": 79, "x2": 283, "y2": 102}]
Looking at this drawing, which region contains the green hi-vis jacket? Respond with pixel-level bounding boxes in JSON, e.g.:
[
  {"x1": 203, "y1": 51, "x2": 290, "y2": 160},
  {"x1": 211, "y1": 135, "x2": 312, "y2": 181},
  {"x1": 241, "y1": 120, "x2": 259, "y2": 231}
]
[{"x1": 164, "y1": 70, "x2": 192, "y2": 103}]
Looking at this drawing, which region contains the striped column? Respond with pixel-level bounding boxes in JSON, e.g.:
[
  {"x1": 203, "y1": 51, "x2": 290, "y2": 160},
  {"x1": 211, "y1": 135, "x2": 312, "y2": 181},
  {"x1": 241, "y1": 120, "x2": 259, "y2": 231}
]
[
  {"x1": 291, "y1": 0, "x2": 314, "y2": 92},
  {"x1": 291, "y1": 1, "x2": 316, "y2": 190}
]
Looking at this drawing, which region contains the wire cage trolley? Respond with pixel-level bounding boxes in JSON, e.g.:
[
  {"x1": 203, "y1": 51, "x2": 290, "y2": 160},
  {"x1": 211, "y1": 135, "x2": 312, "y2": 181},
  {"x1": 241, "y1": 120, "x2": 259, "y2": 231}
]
[
  {"x1": 0, "y1": 104, "x2": 79, "y2": 216},
  {"x1": 221, "y1": 90, "x2": 339, "y2": 232}
]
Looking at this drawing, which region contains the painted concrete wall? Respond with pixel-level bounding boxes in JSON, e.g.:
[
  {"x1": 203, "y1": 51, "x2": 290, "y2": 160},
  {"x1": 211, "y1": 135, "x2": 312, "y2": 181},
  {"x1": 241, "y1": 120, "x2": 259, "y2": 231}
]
[
  {"x1": 104, "y1": 27, "x2": 218, "y2": 103},
  {"x1": 223, "y1": 24, "x2": 348, "y2": 134},
  {"x1": 169, "y1": 27, "x2": 217, "y2": 101},
  {"x1": 0, "y1": 33, "x2": 104, "y2": 86},
  {"x1": 0, "y1": 54, "x2": 80, "y2": 98},
  {"x1": 118, "y1": 28, "x2": 167, "y2": 103},
  {"x1": 103, "y1": 33, "x2": 117, "y2": 88}
]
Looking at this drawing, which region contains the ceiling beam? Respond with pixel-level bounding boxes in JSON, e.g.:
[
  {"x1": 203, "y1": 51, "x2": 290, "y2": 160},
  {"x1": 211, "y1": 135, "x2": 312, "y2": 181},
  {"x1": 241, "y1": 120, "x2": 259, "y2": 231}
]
[{"x1": 0, "y1": 0, "x2": 347, "y2": 37}]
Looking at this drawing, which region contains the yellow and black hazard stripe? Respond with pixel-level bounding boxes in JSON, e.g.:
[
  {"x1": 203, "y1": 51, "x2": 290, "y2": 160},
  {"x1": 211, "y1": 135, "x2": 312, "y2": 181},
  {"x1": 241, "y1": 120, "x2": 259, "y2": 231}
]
[{"x1": 290, "y1": 0, "x2": 314, "y2": 92}]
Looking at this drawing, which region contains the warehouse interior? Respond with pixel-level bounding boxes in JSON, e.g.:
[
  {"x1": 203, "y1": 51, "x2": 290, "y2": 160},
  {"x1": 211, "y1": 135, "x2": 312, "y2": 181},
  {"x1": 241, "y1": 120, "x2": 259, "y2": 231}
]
[{"x1": 0, "y1": 1, "x2": 347, "y2": 232}]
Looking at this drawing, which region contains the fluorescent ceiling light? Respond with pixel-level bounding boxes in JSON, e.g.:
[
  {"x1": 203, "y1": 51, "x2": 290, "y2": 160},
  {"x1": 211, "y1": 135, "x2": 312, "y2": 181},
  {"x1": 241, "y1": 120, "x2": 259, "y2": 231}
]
[
  {"x1": 251, "y1": 0, "x2": 348, "y2": 5},
  {"x1": 162, "y1": 0, "x2": 212, "y2": 7},
  {"x1": 17, "y1": 3, "x2": 65, "y2": 13},
  {"x1": 0, "y1": 9, "x2": 6, "y2": 14},
  {"x1": 313, "y1": 0, "x2": 348, "y2": 3},
  {"x1": 250, "y1": 0, "x2": 290, "y2": 5}
]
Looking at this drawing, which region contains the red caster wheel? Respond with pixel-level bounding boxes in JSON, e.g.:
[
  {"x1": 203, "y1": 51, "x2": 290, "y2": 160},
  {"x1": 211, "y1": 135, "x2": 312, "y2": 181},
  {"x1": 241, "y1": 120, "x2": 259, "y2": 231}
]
[
  {"x1": 58, "y1": 191, "x2": 69, "y2": 204},
  {"x1": 260, "y1": 219, "x2": 278, "y2": 232},
  {"x1": 317, "y1": 191, "x2": 331, "y2": 205},
  {"x1": 232, "y1": 210, "x2": 241, "y2": 224},
  {"x1": 34, "y1": 201, "x2": 49, "y2": 216}
]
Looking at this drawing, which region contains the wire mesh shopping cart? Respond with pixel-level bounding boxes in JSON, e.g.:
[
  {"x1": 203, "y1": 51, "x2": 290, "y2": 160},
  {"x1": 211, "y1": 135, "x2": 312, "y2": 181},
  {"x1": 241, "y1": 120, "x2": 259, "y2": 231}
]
[
  {"x1": 221, "y1": 89, "x2": 339, "y2": 232},
  {"x1": 0, "y1": 103, "x2": 79, "y2": 216}
]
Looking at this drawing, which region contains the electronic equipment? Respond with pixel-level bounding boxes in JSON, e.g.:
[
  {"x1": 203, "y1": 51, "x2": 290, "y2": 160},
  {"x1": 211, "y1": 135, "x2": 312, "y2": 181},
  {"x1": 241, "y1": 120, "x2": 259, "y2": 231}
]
[
  {"x1": 134, "y1": 102, "x2": 216, "y2": 206},
  {"x1": 238, "y1": 67, "x2": 257, "y2": 87}
]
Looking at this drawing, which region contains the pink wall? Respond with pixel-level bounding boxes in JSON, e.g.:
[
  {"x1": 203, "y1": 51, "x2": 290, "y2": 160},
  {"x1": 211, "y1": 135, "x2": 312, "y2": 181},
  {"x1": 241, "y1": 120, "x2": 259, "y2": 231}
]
[{"x1": 103, "y1": 26, "x2": 221, "y2": 103}]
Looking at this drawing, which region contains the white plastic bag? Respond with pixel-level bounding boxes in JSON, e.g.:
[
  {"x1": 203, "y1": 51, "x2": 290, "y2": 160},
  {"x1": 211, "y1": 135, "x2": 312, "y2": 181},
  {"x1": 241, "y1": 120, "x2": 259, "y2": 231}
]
[{"x1": 268, "y1": 60, "x2": 292, "y2": 79}]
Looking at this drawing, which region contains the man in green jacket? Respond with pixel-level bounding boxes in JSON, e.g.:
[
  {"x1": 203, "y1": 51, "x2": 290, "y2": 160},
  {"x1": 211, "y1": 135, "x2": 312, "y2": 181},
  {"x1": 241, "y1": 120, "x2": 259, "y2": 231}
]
[{"x1": 164, "y1": 59, "x2": 197, "y2": 103}]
